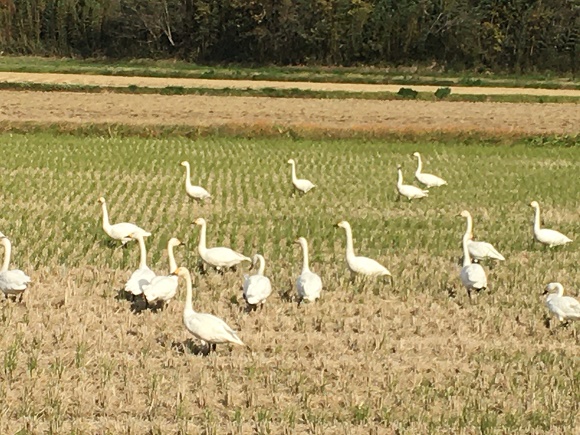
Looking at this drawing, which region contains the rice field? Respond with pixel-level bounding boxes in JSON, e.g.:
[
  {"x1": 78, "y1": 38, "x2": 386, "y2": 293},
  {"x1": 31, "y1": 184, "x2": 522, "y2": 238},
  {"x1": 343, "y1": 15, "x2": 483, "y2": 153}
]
[{"x1": 0, "y1": 132, "x2": 579, "y2": 433}]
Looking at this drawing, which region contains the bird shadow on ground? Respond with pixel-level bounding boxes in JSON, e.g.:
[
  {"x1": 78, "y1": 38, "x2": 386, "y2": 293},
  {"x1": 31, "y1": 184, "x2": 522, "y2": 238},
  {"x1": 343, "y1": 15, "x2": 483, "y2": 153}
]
[
  {"x1": 114, "y1": 289, "x2": 165, "y2": 314},
  {"x1": 160, "y1": 337, "x2": 210, "y2": 356}
]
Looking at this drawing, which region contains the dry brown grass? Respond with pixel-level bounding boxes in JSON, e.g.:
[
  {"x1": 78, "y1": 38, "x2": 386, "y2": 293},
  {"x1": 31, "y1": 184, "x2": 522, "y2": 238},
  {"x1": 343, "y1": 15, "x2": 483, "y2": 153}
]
[{"x1": 0, "y1": 132, "x2": 578, "y2": 433}]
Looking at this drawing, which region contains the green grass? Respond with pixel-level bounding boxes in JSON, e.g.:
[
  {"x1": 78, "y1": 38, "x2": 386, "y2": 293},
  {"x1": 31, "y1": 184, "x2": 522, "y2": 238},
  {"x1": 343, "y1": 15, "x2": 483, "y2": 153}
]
[
  {"x1": 0, "y1": 55, "x2": 578, "y2": 90},
  {"x1": 2, "y1": 81, "x2": 579, "y2": 104},
  {"x1": 0, "y1": 132, "x2": 578, "y2": 432}
]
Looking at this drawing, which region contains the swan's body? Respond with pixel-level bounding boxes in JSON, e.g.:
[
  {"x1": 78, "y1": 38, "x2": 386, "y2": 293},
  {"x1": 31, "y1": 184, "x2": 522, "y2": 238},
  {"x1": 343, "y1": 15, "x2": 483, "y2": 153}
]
[
  {"x1": 242, "y1": 254, "x2": 272, "y2": 308},
  {"x1": 142, "y1": 238, "x2": 183, "y2": 306},
  {"x1": 98, "y1": 197, "x2": 151, "y2": 245},
  {"x1": 180, "y1": 161, "x2": 211, "y2": 201},
  {"x1": 294, "y1": 237, "x2": 322, "y2": 303},
  {"x1": 459, "y1": 214, "x2": 487, "y2": 298},
  {"x1": 337, "y1": 221, "x2": 391, "y2": 278},
  {"x1": 125, "y1": 233, "x2": 156, "y2": 297},
  {"x1": 288, "y1": 159, "x2": 315, "y2": 194},
  {"x1": 396, "y1": 165, "x2": 428, "y2": 200},
  {"x1": 0, "y1": 233, "x2": 31, "y2": 299},
  {"x1": 530, "y1": 201, "x2": 573, "y2": 247},
  {"x1": 193, "y1": 218, "x2": 251, "y2": 270},
  {"x1": 460, "y1": 210, "x2": 505, "y2": 261},
  {"x1": 543, "y1": 283, "x2": 580, "y2": 323},
  {"x1": 412, "y1": 152, "x2": 447, "y2": 188},
  {"x1": 175, "y1": 267, "x2": 245, "y2": 351}
]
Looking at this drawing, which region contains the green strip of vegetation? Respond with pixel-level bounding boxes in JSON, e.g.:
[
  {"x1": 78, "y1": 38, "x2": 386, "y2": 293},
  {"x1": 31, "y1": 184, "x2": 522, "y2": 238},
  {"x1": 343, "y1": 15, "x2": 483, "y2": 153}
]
[
  {"x1": 1, "y1": 81, "x2": 578, "y2": 104},
  {"x1": 1, "y1": 121, "x2": 577, "y2": 147},
  {"x1": 0, "y1": 56, "x2": 578, "y2": 90}
]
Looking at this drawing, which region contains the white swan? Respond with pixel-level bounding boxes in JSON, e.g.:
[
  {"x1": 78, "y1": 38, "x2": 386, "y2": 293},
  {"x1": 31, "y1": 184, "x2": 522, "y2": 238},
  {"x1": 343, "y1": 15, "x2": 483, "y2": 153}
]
[
  {"x1": 125, "y1": 232, "x2": 156, "y2": 298},
  {"x1": 242, "y1": 254, "x2": 272, "y2": 309},
  {"x1": 288, "y1": 159, "x2": 315, "y2": 194},
  {"x1": 294, "y1": 237, "x2": 322, "y2": 303},
  {"x1": 412, "y1": 152, "x2": 447, "y2": 188},
  {"x1": 337, "y1": 221, "x2": 391, "y2": 278},
  {"x1": 142, "y1": 238, "x2": 184, "y2": 307},
  {"x1": 543, "y1": 282, "x2": 580, "y2": 323},
  {"x1": 530, "y1": 201, "x2": 573, "y2": 247},
  {"x1": 98, "y1": 197, "x2": 151, "y2": 245},
  {"x1": 193, "y1": 218, "x2": 251, "y2": 270},
  {"x1": 180, "y1": 161, "x2": 211, "y2": 201},
  {"x1": 459, "y1": 215, "x2": 487, "y2": 299},
  {"x1": 0, "y1": 233, "x2": 31, "y2": 301},
  {"x1": 460, "y1": 210, "x2": 505, "y2": 261},
  {"x1": 396, "y1": 165, "x2": 428, "y2": 200},
  {"x1": 174, "y1": 266, "x2": 246, "y2": 352}
]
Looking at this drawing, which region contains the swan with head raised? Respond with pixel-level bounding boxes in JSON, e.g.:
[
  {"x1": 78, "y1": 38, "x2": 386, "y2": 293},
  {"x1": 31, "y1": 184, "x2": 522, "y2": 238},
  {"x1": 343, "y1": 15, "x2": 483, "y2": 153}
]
[
  {"x1": 142, "y1": 238, "x2": 184, "y2": 307},
  {"x1": 396, "y1": 165, "x2": 428, "y2": 200},
  {"x1": 193, "y1": 218, "x2": 251, "y2": 271},
  {"x1": 412, "y1": 152, "x2": 447, "y2": 188},
  {"x1": 98, "y1": 197, "x2": 150, "y2": 245},
  {"x1": 288, "y1": 159, "x2": 315, "y2": 194},
  {"x1": 294, "y1": 237, "x2": 322, "y2": 303},
  {"x1": 530, "y1": 201, "x2": 572, "y2": 247},
  {"x1": 460, "y1": 210, "x2": 505, "y2": 261},
  {"x1": 543, "y1": 283, "x2": 580, "y2": 324},
  {"x1": 242, "y1": 254, "x2": 272, "y2": 309},
  {"x1": 459, "y1": 212, "x2": 487, "y2": 299},
  {"x1": 180, "y1": 161, "x2": 211, "y2": 201},
  {"x1": 0, "y1": 232, "x2": 31, "y2": 301}
]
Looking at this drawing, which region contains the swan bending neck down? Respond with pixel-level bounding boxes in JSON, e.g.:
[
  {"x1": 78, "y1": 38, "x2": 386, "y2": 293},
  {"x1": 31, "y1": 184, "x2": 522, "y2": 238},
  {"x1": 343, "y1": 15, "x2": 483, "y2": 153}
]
[
  {"x1": 193, "y1": 218, "x2": 251, "y2": 270},
  {"x1": 460, "y1": 210, "x2": 505, "y2": 261},
  {"x1": 243, "y1": 254, "x2": 272, "y2": 308},
  {"x1": 173, "y1": 266, "x2": 246, "y2": 352},
  {"x1": 180, "y1": 161, "x2": 211, "y2": 201},
  {"x1": 0, "y1": 233, "x2": 31, "y2": 299},
  {"x1": 530, "y1": 201, "x2": 573, "y2": 247},
  {"x1": 336, "y1": 221, "x2": 391, "y2": 278},
  {"x1": 543, "y1": 282, "x2": 580, "y2": 323},
  {"x1": 294, "y1": 237, "x2": 322, "y2": 303}
]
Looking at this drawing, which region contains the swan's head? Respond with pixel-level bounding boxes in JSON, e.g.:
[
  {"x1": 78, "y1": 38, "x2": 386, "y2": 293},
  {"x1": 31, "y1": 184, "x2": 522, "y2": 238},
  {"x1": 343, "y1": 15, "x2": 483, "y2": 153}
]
[
  {"x1": 396, "y1": 164, "x2": 402, "y2": 170},
  {"x1": 543, "y1": 282, "x2": 562, "y2": 295},
  {"x1": 0, "y1": 232, "x2": 6, "y2": 240},
  {"x1": 287, "y1": 159, "x2": 295, "y2": 165},
  {"x1": 336, "y1": 221, "x2": 350, "y2": 230},
  {"x1": 412, "y1": 152, "x2": 420, "y2": 158},
  {"x1": 250, "y1": 254, "x2": 263, "y2": 269},
  {"x1": 97, "y1": 197, "x2": 106, "y2": 204},
  {"x1": 460, "y1": 210, "x2": 471, "y2": 218},
  {"x1": 193, "y1": 218, "x2": 206, "y2": 226},
  {"x1": 530, "y1": 201, "x2": 539, "y2": 208},
  {"x1": 294, "y1": 237, "x2": 307, "y2": 246},
  {"x1": 180, "y1": 161, "x2": 189, "y2": 167},
  {"x1": 169, "y1": 237, "x2": 183, "y2": 247},
  {"x1": 171, "y1": 266, "x2": 190, "y2": 277}
]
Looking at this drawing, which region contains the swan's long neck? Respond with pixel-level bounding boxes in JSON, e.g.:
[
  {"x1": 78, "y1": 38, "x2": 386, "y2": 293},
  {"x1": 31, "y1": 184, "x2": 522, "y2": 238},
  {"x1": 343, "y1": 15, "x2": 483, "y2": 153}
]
[
  {"x1": 464, "y1": 214, "x2": 473, "y2": 240},
  {"x1": 462, "y1": 234, "x2": 472, "y2": 267},
  {"x1": 1, "y1": 239, "x2": 11, "y2": 272},
  {"x1": 300, "y1": 242, "x2": 310, "y2": 273},
  {"x1": 532, "y1": 205, "x2": 541, "y2": 232},
  {"x1": 290, "y1": 162, "x2": 297, "y2": 182},
  {"x1": 184, "y1": 164, "x2": 192, "y2": 189},
  {"x1": 257, "y1": 256, "x2": 265, "y2": 275},
  {"x1": 137, "y1": 235, "x2": 148, "y2": 269},
  {"x1": 397, "y1": 169, "x2": 403, "y2": 187},
  {"x1": 415, "y1": 155, "x2": 423, "y2": 175},
  {"x1": 183, "y1": 269, "x2": 194, "y2": 312},
  {"x1": 555, "y1": 284, "x2": 564, "y2": 297},
  {"x1": 168, "y1": 243, "x2": 178, "y2": 272},
  {"x1": 343, "y1": 226, "x2": 356, "y2": 259},
  {"x1": 197, "y1": 223, "x2": 207, "y2": 254},
  {"x1": 101, "y1": 202, "x2": 111, "y2": 231}
]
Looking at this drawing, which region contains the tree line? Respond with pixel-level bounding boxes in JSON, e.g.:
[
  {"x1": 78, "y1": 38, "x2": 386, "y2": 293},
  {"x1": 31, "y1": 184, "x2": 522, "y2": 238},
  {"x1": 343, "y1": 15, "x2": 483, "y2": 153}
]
[{"x1": 0, "y1": 0, "x2": 577, "y2": 73}]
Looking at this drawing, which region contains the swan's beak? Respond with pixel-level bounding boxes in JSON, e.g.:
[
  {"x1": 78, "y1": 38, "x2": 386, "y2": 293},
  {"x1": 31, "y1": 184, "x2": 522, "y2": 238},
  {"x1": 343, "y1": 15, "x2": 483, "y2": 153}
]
[{"x1": 171, "y1": 270, "x2": 178, "y2": 276}]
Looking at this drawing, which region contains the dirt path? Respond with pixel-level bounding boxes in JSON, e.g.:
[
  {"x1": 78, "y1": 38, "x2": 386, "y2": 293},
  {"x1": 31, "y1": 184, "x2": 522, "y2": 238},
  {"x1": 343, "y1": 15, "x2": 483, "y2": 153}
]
[
  {"x1": 1, "y1": 90, "x2": 578, "y2": 135},
  {"x1": 1, "y1": 71, "x2": 580, "y2": 97}
]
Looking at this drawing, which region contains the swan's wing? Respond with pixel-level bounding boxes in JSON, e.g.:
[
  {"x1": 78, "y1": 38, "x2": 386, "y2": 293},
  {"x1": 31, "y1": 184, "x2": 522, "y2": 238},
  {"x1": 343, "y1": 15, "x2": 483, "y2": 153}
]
[
  {"x1": 294, "y1": 178, "x2": 315, "y2": 192},
  {"x1": 143, "y1": 275, "x2": 178, "y2": 302},
  {"x1": 244, "y1": 276, "x2": 272, "y2": 305},
  {"x1": 110, "y1": 222, "x2": 151, "y2": 240},
  {"x1": 186, "y1": 185, "x2": 211, "y2": 199},
  {"x1": 125, "y1": 267, "x2": 156, "y2": 295},
  {"x1": 0, "y1": 270, "x2": 30, "y2": 292},
  {"x1": 353, "y1": 256, "x2": 390, "y2": 276},
  {"x1": 556, "y1": 296, "x2": 580, "y2": 320},
  {"x1": 467, "y1": 240, "x2": 505, "y2": 261},
  {"x1": 399, "y1": 185, "x2": 428, "y2": 198},
  {"x1": 538, "y1": 229, "x2": 573, "y2": 245},
  {"x1": 205, "y1": 247, "x2": 250, "y2": 265},
  {"x1": 189, "y1": 313, "x2": 245, "y2": 345},
  {"x1": 416, "y1": 173, "x2": 447, "y2": 187},
  {"x1": 298, "y1": 272, "x2": 322, "y2": 300}
]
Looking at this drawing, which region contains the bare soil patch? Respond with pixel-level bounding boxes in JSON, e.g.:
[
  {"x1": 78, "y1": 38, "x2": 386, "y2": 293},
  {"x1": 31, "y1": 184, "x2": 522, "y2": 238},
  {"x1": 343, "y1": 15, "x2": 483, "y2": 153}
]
[
  {"x1": 0, "y1": 90, "x2": 578, "y2": 135},
  {"x1": 1, "y1": 71, "x2": 580, "y2": 96}
]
